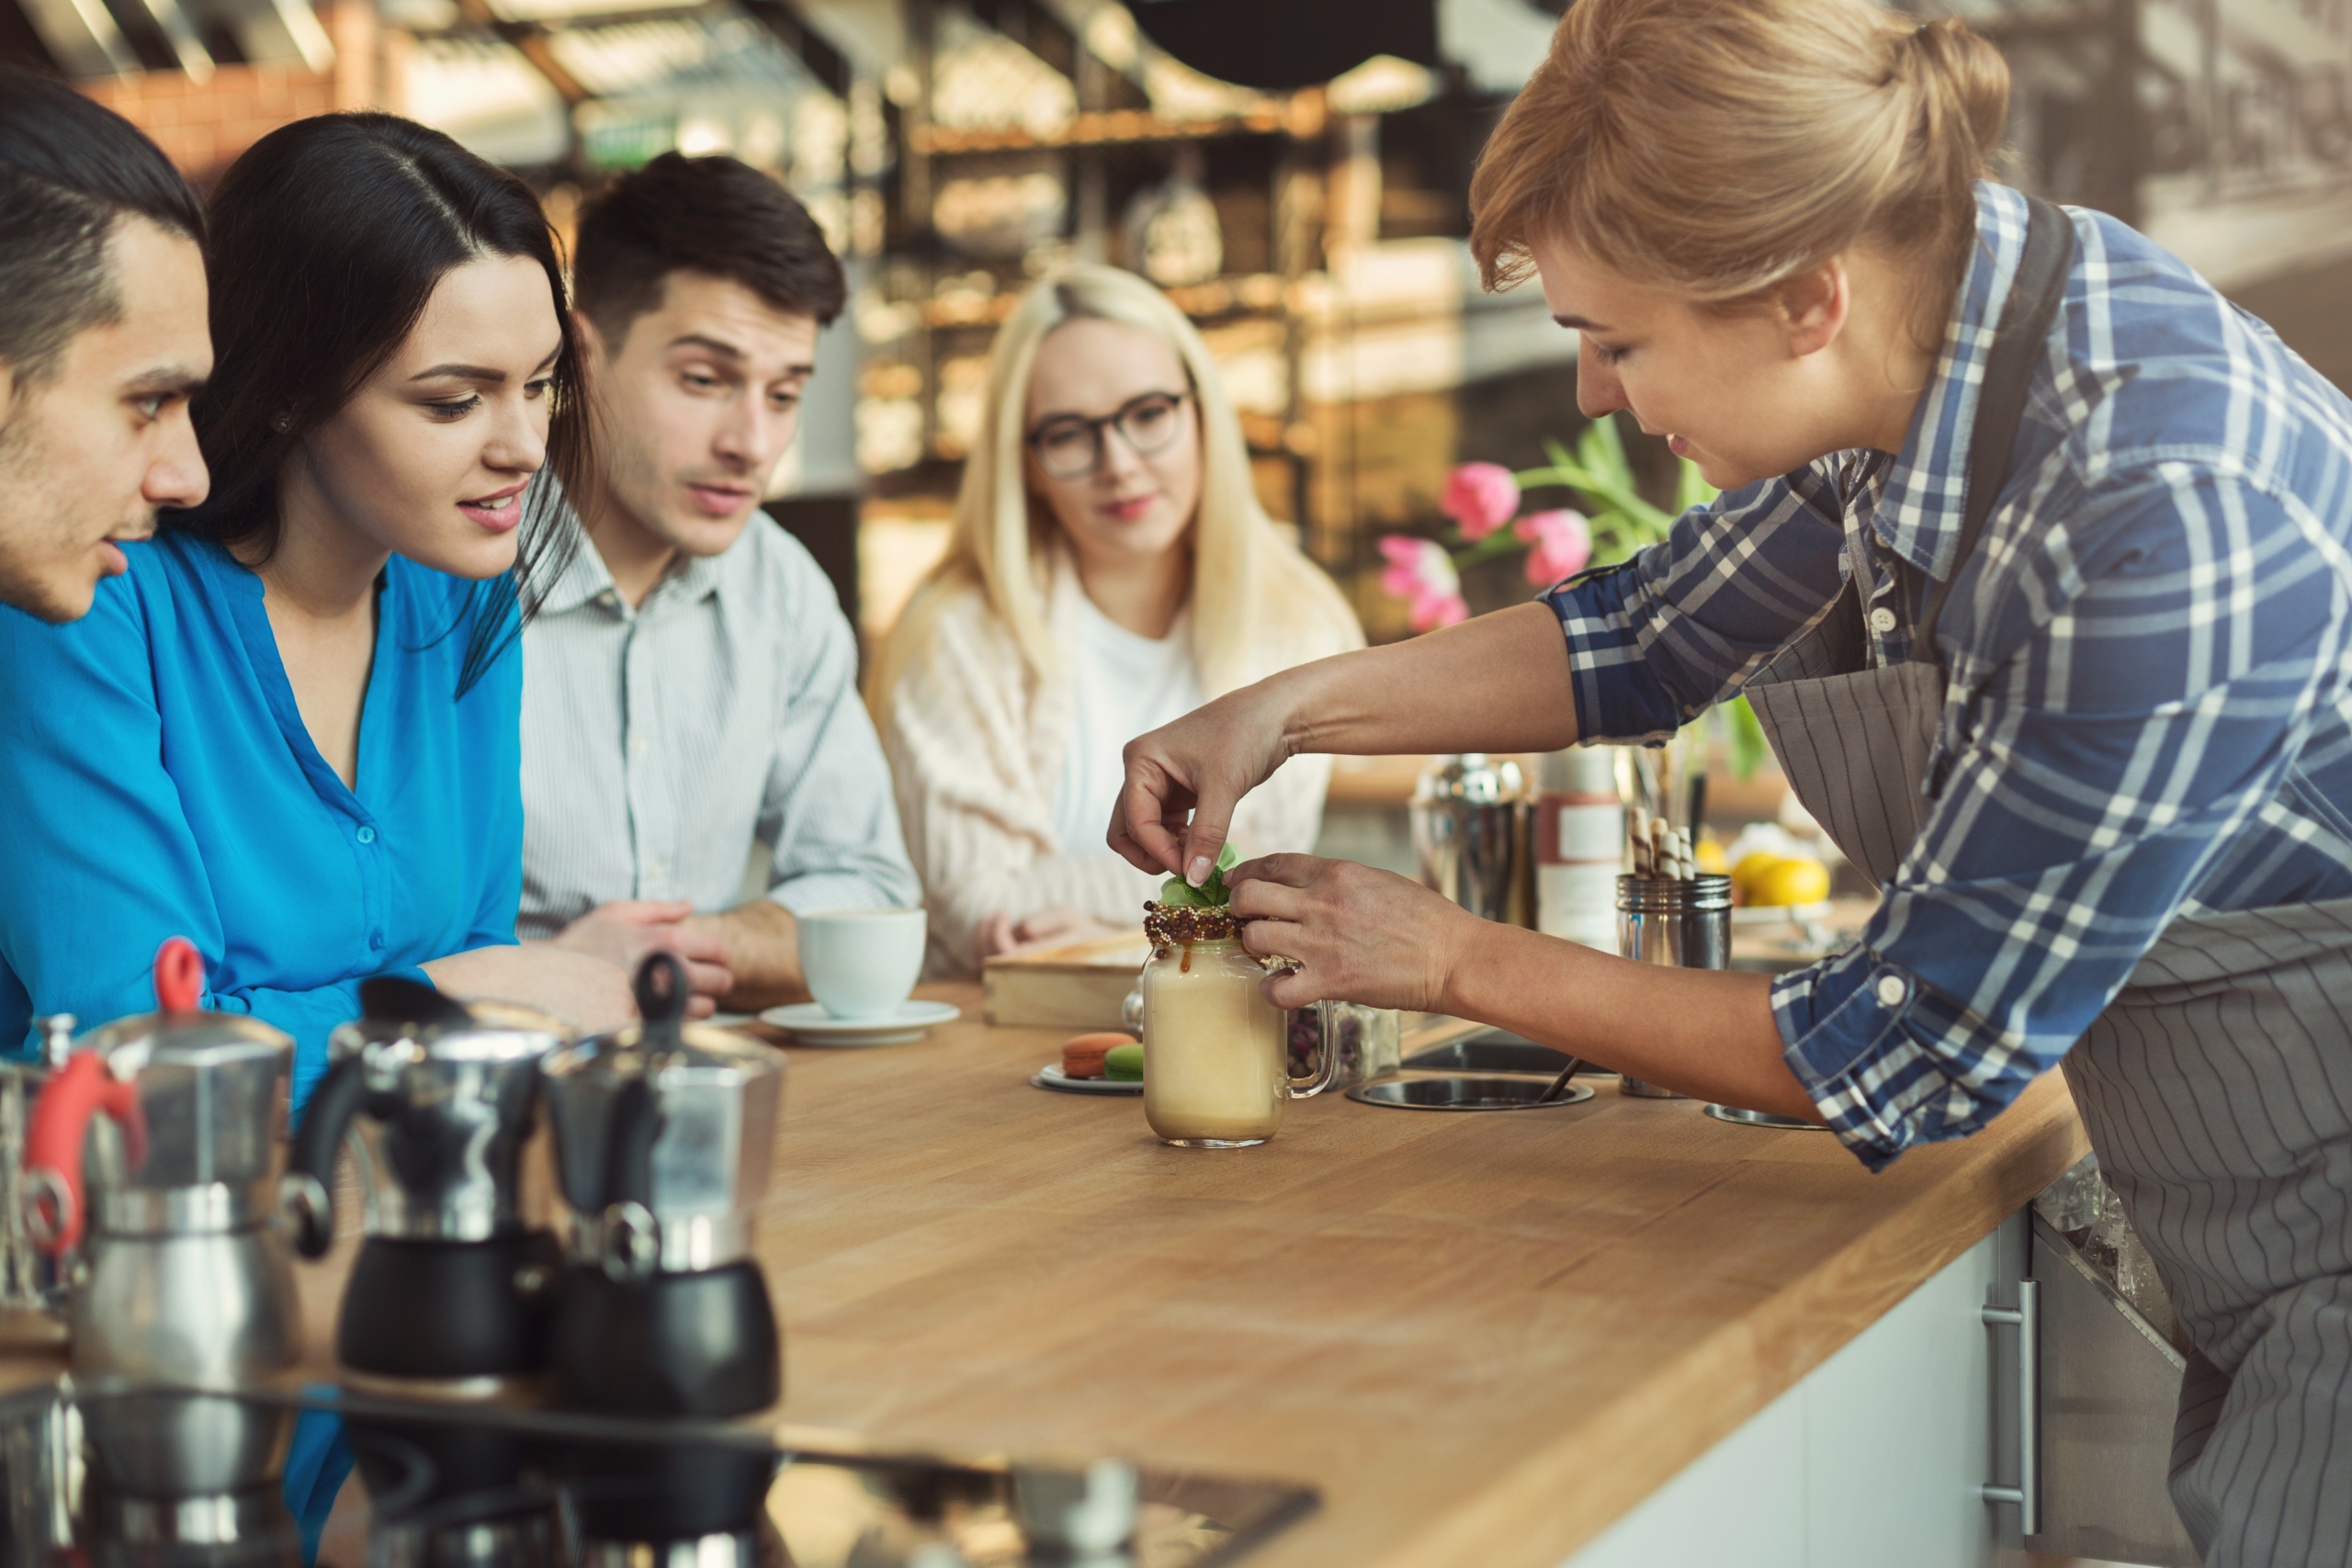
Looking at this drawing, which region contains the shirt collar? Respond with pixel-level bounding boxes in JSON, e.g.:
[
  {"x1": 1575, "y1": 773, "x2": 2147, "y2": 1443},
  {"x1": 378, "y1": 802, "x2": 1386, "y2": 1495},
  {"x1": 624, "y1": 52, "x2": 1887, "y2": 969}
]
[
  {"x1": 537, "y1": 500, "x2": 740, "y2": 618},
  {"x1": 1870, "y1": 181, "x2": 2032, "y2": 581}
]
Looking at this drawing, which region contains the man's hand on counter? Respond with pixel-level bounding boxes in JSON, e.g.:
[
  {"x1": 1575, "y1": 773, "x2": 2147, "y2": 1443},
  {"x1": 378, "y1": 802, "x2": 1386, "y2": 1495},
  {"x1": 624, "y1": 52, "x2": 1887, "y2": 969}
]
[{"x1": 1230, "y1": 852, "x2": 1826, "y2": 1126}]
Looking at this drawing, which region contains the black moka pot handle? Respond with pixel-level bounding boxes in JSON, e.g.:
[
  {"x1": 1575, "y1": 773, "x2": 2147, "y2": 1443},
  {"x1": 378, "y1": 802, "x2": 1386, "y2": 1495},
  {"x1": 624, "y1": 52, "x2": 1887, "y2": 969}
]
[
  {"x1": 284, "y1": 1054, "x2": 369, "y2": 1258},
  {"x1": 284, "y1": 976, "x2": 470, "y2": 1258},
  {"x1": 631, "y1": 952, "x2": 688, "y2": 1055},
  {"x1": 359, "y1": 974, "x2": 475, "y2": 1030},
  {"x1": 600, "y1": 953, "x2": 687, "y2": 1224}
]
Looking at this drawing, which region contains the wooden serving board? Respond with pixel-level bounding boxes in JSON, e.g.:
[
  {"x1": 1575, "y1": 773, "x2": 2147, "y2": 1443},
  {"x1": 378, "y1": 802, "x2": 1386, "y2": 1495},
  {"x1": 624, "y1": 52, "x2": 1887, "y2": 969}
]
[{"x1": 979, "y1": 931, "x2": 1150, "y2": 1030}]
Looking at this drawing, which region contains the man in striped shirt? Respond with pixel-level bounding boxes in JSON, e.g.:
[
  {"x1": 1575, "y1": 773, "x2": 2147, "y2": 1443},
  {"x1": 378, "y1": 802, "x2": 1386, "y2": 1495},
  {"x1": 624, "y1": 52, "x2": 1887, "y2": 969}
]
[{"x1": 518, "y1": 153, "x2": 917, "y2": 1013}]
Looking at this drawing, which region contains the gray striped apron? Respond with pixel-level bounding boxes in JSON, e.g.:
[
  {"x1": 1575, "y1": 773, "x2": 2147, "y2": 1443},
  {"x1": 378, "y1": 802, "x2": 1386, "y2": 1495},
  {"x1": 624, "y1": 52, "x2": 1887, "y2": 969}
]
[{"x1": 1747, "y1": 198, "x2": 2352, "y2": 1567}]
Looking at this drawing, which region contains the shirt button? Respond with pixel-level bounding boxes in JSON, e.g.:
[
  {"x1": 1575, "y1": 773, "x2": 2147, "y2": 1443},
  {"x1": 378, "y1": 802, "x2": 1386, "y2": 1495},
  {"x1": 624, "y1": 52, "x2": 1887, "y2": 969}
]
[
  {"x1": 1868, "y1": 606, "x2": 1898, "y2": 635},
  {"x1": 630, "y1": 735, "x2": 650, "y2": 757},
  {"x1": 368, "y1": 931, "x2": 386, "y2": 951},
  {"x1": 1875, "y1": 975, "x2": 1908, "y2": 1009},
  {"x1": 356, "y1": 826, "x2": 377, "y2": 845}
]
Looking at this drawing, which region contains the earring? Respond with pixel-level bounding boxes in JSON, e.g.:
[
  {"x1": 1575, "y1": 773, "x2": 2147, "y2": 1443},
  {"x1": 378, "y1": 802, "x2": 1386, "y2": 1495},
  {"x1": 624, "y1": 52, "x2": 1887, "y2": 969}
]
[{"x1": 272, "y1": 414, "x2": 292, "y2": 433}]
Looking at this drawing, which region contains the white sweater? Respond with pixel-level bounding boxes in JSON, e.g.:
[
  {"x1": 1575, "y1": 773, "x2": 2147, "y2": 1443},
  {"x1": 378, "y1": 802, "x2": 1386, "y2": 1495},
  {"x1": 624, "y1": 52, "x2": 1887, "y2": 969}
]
[{"x1": 878, "y1": 562, "x2": 1354, "y2": 975}]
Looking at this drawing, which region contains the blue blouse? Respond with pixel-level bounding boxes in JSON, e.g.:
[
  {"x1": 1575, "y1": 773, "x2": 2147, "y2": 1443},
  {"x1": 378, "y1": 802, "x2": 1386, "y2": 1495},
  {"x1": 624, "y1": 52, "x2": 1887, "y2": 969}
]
[{"x1": 0, "y1": 530, "x2": 523, "y2": 1103}]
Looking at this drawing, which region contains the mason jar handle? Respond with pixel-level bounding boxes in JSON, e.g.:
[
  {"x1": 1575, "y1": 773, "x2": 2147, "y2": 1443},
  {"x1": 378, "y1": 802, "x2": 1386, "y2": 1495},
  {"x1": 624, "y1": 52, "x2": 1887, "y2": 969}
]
[{"x1": 1288, "y1": 1000, "x2": 1345, "y2": 1100}]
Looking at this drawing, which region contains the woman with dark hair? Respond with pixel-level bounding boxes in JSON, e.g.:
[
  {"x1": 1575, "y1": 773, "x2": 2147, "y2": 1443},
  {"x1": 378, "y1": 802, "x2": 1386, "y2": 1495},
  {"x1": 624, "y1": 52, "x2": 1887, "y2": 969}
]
[{"x1": 0, "y1": 112, "x2": 631, "y2": 1100}]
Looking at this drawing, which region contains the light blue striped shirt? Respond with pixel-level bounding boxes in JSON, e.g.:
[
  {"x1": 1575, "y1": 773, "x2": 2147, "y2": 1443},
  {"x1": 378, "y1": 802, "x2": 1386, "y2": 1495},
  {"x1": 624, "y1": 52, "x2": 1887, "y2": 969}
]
[
  {"x1": 517, "y1": 512, "x2": 918, "y2": 937},
  {"x1": 1546, "y1": 183, "x2": 2352, "y2": 1169}
]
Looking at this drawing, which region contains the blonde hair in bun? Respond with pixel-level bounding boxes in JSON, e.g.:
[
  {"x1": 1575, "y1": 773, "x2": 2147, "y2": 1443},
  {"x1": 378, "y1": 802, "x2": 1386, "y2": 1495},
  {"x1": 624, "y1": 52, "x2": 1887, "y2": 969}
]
[{"x1": 1468, "y1": 0, "x2": 2010, "y2": 310}]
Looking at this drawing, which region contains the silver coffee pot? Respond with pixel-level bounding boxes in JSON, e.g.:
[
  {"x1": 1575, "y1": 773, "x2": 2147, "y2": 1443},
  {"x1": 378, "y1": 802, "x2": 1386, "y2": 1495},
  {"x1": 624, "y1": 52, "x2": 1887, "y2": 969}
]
[
  {"x1": 540, "y1": 953, "x2": 785, "y2": 1415},
  {"x1": 22, "y1": 938, "x2": 303, "y2": 1387},
  {"x1": 284, "y1": 976, "x2": 571, "y2": 1383},
  {"x1": 0, "y1": 1014, "x2": 75, "y2": 1348},
  {"x1": 77, "y1": 1391, "x2": 301, "y2": 1565}
]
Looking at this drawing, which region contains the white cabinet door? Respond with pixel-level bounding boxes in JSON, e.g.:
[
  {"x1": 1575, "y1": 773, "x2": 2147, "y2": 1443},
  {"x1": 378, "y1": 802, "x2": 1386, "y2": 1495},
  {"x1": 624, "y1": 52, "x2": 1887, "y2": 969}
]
[{"x1": 1565, "y1": 1216, "x2": 2023, "y2": 1568}]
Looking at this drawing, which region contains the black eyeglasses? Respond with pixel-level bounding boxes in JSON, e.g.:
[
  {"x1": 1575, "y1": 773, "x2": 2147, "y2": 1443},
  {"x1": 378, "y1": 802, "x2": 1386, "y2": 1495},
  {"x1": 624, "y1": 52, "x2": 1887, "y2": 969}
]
[{"x1": 1025, "y1": 389, "x2": 1190, "y2": 479}]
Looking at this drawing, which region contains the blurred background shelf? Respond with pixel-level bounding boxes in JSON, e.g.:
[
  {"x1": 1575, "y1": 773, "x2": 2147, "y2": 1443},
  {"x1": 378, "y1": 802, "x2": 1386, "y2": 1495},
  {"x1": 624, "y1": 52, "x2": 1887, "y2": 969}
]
[{"x1": 10, "y1": 0, "x2": 2346, "y2": 745}]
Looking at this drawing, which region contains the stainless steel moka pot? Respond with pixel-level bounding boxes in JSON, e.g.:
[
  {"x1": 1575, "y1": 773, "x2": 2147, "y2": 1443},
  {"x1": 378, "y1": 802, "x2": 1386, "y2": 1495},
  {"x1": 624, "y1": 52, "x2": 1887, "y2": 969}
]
[
  {"x1": 21, "y1": 938, "x2": 303, "y2": 1388},
  {"x1": 283, "y1": 976, "x2": 570, "y2": 1385},
  {"x1": 0, "y1": 1014, "x2": 76, "y2": 1348},
  {"x1": 541, "y1": 953, "x2": 786, "y2": 1416},
  {"x1": 75, "y1": 1391, "x2": 302, "y2": 1566}
]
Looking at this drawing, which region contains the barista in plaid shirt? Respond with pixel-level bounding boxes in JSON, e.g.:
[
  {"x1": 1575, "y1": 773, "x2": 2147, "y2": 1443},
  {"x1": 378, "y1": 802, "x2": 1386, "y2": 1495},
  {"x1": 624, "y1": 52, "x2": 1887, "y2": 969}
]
[
  {"x1": 1545, "y1": 177, "x2": 2352, "y2": 1167},
  {"x1": 1114, "y1": 0, "x2": 2352, "y2": 1555}
]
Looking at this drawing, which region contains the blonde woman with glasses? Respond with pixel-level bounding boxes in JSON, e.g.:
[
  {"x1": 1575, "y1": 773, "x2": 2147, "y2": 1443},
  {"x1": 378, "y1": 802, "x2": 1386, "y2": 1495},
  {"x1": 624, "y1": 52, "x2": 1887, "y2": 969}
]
[{"x1": 869, "y1": 264, "x2": 1361, "y2": 973}]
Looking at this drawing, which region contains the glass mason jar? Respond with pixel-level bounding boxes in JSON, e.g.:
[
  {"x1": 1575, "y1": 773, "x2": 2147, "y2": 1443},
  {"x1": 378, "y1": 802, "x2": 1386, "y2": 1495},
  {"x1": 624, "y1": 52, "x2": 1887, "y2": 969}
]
[{"x1": 1139, "y1": 939, "x2": 1343, "y2": 1147}]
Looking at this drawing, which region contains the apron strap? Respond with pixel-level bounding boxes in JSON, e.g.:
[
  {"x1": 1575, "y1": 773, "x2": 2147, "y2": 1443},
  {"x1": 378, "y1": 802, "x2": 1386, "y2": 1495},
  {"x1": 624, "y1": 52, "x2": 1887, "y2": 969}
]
[{"x1": 1914, "y1": 197, "x2": 2077, "y2": 661}]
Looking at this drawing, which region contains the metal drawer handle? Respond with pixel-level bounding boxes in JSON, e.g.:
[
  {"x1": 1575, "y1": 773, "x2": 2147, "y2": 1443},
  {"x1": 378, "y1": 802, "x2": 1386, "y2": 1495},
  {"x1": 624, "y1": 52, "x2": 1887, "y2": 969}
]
[{"x1": 1983, "y1": 1278, "x2": 2041, "y2": 1535}]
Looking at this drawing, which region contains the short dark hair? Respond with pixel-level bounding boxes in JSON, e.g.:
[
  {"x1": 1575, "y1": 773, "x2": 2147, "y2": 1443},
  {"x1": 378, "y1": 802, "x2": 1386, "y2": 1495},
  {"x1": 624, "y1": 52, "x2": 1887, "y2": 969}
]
[
  {"x1": 173, "y1": 113, "x2": 589, "y2": 695},
  {"x1": 572, "y1": 153, "x2": 846, "y2": 344},
  {"x1": 0, "y1": 67, "x2": 206, "y2": 385}
]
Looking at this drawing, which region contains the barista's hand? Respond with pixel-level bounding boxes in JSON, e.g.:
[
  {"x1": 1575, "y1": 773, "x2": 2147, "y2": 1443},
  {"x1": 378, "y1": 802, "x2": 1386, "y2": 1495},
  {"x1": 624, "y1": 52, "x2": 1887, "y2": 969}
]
[
  {"x1": 1111, "y1": 685, "x2": 1291, "y2": 886},
  {"x1": 1227, "y1": 854, "x2": 1480, "y2": 1015},
  {"x1": 548, "y1": 899, "x2": 733, "y2": 1012}
]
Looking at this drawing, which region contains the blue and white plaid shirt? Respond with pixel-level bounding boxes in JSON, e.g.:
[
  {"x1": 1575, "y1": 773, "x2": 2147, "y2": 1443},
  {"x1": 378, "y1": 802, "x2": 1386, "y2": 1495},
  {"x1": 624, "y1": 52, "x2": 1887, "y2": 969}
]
[{"x1": 1545, "y1": 183, "x2": 2352, "y2": 1170}]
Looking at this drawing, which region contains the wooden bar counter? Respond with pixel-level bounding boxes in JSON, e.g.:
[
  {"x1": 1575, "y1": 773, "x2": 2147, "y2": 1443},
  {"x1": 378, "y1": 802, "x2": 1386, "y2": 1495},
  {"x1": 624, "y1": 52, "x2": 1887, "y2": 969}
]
[
  {"x1": 750, "y1": 982, "x2": 2083, "y2": 1567},
  {"x1": 0, "y1": 981, "x2": 2086, "y2": 1566}
]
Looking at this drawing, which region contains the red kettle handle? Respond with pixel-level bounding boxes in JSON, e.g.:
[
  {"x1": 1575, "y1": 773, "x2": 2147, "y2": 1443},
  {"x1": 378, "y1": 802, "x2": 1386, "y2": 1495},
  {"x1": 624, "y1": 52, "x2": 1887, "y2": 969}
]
[
  {"x1": 20, "y1": 939, "x2": 190, "y2": 1254},
  {"x1": 23, "y1": 1053, "x2": 139, "y2": 1255},
  {"x1": 154, "y1": 936, "x2": 202, "y2": 1013}
]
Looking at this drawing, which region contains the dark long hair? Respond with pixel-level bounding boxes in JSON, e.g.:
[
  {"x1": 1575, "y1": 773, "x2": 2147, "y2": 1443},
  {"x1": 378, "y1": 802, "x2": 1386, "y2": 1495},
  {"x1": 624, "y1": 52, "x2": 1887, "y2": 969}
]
[{"x1": 170, "y1": 113, "x2": 587, "y2": 694}]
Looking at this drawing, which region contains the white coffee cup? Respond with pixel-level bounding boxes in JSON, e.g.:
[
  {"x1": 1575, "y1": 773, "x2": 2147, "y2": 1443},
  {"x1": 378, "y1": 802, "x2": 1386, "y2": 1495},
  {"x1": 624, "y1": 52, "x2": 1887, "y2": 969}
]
[{"x1": 797, "y1": 907, "x2": 928, "y2": 1020}]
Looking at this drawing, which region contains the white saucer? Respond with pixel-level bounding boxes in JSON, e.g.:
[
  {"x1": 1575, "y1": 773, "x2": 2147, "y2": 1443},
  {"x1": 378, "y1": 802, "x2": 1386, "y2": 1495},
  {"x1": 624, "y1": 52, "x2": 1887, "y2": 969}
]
[
  {"x1": 1031, "y1": 1065, "x2": 1143, "y2": 1096},
  {"x1": 761, "y1": 999, "x2": 960, "y2": 1046}
]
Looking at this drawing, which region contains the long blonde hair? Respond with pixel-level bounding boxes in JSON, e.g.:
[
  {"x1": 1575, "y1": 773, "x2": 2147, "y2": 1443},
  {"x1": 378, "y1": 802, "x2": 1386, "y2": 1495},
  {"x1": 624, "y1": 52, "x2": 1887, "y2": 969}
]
[
  {"x1": 869, "y1": 263, "x2": 1358, "y2": 716},
  {"x1": 1468, "y1": 0, "x2": 2009, "y2": 309}
]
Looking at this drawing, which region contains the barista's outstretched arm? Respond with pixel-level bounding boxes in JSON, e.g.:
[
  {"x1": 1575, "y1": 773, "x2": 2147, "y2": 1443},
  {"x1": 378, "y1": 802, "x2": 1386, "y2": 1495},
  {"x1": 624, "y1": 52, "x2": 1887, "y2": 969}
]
[{"x1": 1109, "y1": 602, "x2": 1576, "y2": 885}]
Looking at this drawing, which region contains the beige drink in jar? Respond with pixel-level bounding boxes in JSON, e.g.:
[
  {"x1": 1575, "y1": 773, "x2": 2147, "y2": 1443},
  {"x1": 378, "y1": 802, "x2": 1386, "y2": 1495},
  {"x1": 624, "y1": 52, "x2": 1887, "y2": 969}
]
[
  {"x1": 1142, "y1": 938, "x2": 1288, "y2": 1145},
  {"x1": 1137, "y1": 902, "x2": 1344, "y2": 1148}
]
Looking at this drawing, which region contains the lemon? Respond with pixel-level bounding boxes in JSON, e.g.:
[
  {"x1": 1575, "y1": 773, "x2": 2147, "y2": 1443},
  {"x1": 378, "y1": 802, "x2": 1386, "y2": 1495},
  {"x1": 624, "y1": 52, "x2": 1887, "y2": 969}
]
[
  {"x1": 1751, "y1": 858, "x2": 1830, "y2": 908},
  {"x1": 1731, "y1": 851, "x2": 1789, "y2": 898},
  {"x1": 1694, "y1": 834, "x2": 1728, "y2": 874}
]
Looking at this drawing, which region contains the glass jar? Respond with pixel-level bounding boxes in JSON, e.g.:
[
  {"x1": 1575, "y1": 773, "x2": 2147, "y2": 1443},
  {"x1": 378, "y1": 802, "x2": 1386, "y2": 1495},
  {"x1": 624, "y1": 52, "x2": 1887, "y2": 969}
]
[
  {"x1": 1285, "y1": 1000, "x2": 1400, "y2": 1087},
  {"x1": 1139, "y1": 940, "x2": 1341, "y2": 1147}
]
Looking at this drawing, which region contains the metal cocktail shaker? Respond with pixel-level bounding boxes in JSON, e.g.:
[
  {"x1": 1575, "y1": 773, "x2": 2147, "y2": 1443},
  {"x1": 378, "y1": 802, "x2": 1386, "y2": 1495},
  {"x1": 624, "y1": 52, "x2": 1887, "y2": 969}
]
[
  {"x1": 541, "y1": 953, "x2": 786, "y2": 1416},
  {"x1": 1614, "y1": 874, "x2": 1732, "y2": 1098},
  {"x1": 284, "y1": 976, "x2": 571, "y2": 1387},
  {"x1": 22, "y1": 939, "x2": 303, "y2": 1388},
  {"x1": 1411, "y1": 754, "x2": 1535, "y2": 927}
]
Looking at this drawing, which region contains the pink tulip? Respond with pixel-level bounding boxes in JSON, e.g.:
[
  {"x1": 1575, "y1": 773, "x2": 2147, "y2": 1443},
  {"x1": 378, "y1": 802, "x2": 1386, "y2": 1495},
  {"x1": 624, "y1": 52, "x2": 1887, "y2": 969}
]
[
  {"x1": 1441, "y1": 462, "x2": 1521, "y2": 541},
  {"x1": 1377, "y1": 536, "x2": 1470, "y2": 632},
  {"x1": 1516, "y1": 508, "x2": 1592, "y2": 588}
]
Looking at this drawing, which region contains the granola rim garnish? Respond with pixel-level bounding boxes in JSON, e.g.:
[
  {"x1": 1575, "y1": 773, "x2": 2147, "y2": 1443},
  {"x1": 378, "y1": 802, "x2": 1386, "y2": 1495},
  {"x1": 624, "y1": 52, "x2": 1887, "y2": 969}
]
[{"x1": 1143, "y1": 900, "x2": 1250, "y2": 954}]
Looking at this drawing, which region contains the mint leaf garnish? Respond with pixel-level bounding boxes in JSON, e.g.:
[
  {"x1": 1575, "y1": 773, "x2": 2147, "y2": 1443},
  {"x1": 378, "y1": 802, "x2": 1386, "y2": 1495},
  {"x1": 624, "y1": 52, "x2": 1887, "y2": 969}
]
[{"x1": 1160, "y1": 843, "x2": 1242, "y2": 908}]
